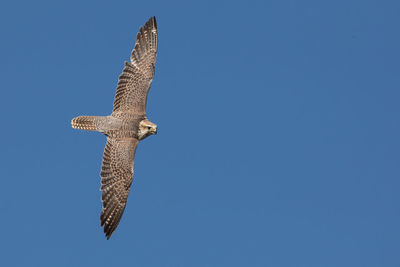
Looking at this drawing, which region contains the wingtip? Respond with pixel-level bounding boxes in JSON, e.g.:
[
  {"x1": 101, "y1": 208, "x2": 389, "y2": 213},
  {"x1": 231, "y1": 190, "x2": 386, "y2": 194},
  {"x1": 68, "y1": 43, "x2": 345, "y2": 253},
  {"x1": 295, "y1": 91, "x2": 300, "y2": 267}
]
[
  {"x1": 103, "y1": 224, "x2": 113, "y2": 239},
  {"x1": 147, "y1": 16, "x2": 157, "y2": 29},
  {"x1": 101, "y1": 214, "x2": 116, "y2": 240},
  {"x1": 105, "y1": 232, "x2": 112, "y2": 240}
]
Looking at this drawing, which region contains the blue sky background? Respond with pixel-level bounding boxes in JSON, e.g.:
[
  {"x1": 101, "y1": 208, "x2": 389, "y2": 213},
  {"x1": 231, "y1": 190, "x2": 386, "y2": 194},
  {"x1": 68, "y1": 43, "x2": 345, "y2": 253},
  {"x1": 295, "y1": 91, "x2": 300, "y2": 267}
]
[{"x1": 1, "y1": 0, "x2": 399, "y2": 266}]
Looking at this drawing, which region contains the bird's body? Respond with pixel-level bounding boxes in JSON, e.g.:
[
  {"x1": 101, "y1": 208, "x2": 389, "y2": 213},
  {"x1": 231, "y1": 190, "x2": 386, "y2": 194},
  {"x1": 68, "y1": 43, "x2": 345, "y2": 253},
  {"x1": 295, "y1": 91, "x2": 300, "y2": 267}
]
[
  {"x1": 71, "y1": 17, "x2": 158, "y2": 239},
  {"x1": 72, "y1": 114, "x2": 146, "y2": 139}
]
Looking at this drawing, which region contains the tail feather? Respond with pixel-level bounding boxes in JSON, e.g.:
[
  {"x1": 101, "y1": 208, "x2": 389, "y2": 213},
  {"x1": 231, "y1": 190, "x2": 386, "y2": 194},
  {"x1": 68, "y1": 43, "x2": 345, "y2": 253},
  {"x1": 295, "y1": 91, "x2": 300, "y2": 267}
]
[{"x1": 71, "y1": 116, "x2": 99, "y2": 131}]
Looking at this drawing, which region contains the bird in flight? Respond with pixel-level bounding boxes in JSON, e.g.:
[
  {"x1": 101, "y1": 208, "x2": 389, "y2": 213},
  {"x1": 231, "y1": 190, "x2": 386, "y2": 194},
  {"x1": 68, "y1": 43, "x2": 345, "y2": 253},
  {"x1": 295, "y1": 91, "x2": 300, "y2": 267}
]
[{"x1": 71, "y1": 17, "x2": 158, "y2": 239}]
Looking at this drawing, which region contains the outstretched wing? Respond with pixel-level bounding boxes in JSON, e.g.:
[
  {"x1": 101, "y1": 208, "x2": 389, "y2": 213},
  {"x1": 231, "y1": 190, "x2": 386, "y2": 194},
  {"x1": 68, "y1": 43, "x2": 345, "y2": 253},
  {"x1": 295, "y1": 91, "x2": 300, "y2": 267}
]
[
  {"x1": 100, "y1": 138, "x2": 138, "y2": 239},
  {"x1": 112, "y1": 16, "x2": 158, "y2": 115}
]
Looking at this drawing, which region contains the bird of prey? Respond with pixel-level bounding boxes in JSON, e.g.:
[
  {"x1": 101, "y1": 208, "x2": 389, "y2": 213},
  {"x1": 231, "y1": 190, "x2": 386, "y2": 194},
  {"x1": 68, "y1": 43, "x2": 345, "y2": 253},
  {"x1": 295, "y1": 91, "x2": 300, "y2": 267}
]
[{"x1": 71, "y1": 17, "x2": 158, "y2": 239}]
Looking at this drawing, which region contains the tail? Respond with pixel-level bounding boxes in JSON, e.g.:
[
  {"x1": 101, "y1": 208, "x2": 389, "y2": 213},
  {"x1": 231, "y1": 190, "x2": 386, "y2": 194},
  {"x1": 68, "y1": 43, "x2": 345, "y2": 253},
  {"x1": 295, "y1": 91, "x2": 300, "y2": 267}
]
[{"x1": 71, "y1": 116, "x2": 100, "y2": 131}]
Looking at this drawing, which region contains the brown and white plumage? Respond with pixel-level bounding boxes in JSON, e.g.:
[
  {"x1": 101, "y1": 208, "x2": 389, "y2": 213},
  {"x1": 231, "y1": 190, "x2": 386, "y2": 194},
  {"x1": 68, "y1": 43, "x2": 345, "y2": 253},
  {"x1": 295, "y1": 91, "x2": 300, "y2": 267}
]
[
  {"x1": 113, "y1": 17, "x2": 157, "y2": 115},
  {"x1": 100, "y1": 138, "x2": 138, "y2": 239},
  {"x1": 71, "y1": 16, "x2": 158, "y2": 239}
]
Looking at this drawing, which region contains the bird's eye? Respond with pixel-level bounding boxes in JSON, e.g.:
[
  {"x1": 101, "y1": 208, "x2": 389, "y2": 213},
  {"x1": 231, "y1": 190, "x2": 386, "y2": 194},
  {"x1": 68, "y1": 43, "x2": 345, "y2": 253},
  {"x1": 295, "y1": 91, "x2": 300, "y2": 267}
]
[{"x1": 147, "y1": 126, "x2": 151, "y2": 130}]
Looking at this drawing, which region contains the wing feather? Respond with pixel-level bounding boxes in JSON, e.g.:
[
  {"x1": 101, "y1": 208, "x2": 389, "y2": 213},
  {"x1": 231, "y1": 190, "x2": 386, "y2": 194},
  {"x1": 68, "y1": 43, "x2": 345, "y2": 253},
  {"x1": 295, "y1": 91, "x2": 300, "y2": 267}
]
[
  {"x1": 112, "y1": 16, "x2": 158, "y2": 115},
  {"x1": 100, "y1": 138, "x2": 138, "y2": 239}
]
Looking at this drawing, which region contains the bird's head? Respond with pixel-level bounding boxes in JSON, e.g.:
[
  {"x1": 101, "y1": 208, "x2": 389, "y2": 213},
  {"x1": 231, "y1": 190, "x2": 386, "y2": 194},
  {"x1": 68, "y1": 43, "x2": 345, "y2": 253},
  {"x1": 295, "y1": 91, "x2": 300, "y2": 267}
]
[{"x1": 138, "y1": 119, "x2": 157, "y2": 140}]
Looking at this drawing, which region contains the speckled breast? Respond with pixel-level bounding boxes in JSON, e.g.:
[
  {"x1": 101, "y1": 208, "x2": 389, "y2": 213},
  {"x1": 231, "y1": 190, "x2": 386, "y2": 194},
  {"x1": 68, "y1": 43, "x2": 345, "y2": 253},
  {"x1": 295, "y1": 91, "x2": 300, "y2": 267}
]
[{"x1": 102, "y1": 113, "x2": 146, "y2": 139}]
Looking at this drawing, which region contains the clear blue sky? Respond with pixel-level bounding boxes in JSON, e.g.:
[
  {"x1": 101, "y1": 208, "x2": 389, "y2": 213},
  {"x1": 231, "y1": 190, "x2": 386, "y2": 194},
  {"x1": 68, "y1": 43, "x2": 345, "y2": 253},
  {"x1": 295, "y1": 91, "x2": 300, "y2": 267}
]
[{"x1": 1, "y1": 0, "x2": 399, "y2": 266}]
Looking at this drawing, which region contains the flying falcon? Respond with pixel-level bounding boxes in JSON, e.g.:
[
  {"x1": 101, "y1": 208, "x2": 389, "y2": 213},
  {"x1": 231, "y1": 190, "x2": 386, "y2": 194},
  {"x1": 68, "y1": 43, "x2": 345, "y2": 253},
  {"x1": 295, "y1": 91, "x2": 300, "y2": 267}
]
[{"x1": 71, "y1": 17, "x2": 158, "y2": 239}]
